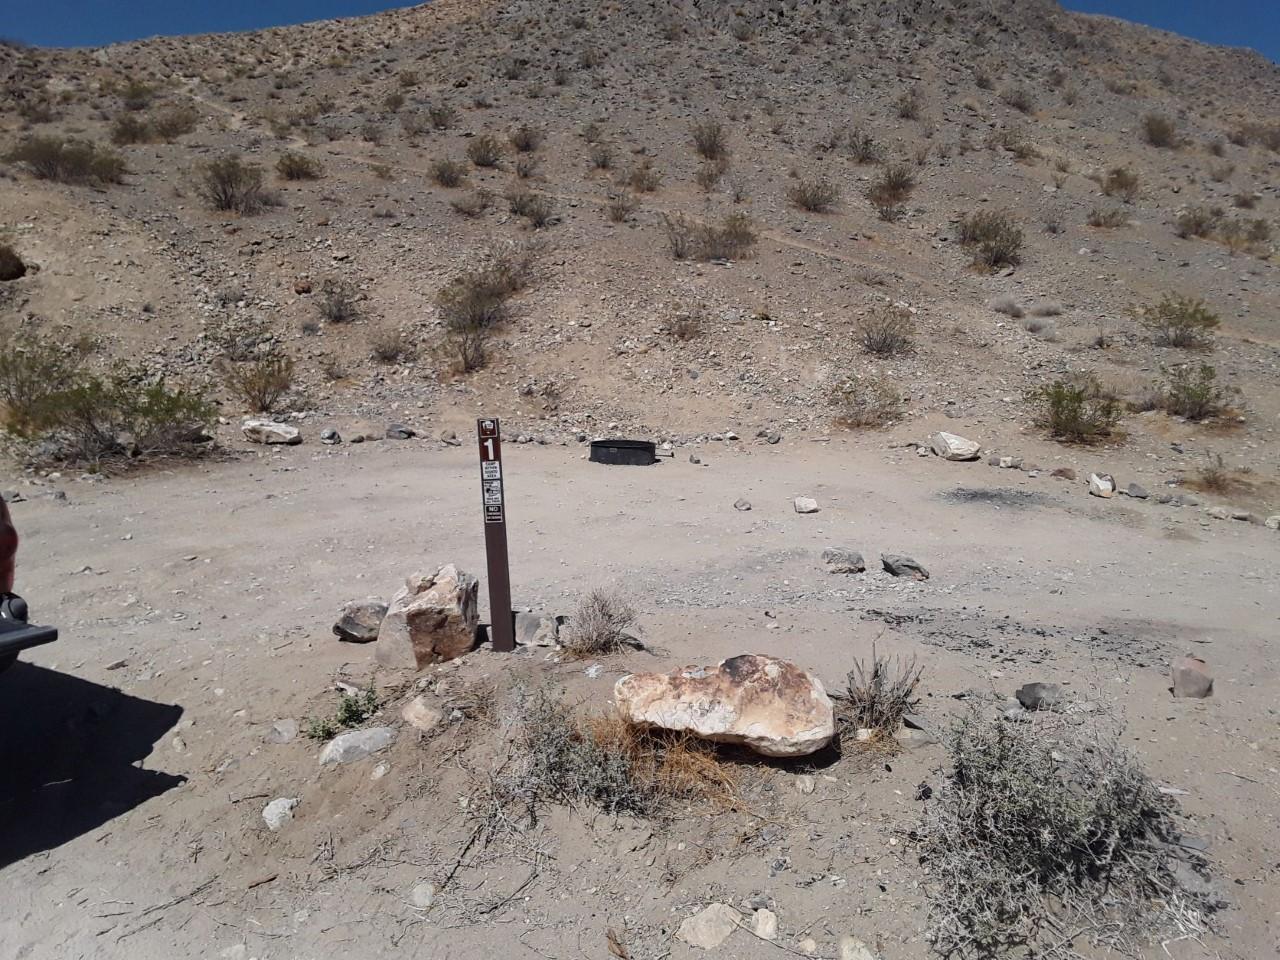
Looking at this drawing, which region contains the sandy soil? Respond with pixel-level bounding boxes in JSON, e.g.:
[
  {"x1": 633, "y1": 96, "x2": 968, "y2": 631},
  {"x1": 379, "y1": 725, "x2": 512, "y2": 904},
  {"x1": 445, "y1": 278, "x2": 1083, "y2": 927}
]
[{"x1": 1, "y1": 436, "x2": 1276, "y2": 959}]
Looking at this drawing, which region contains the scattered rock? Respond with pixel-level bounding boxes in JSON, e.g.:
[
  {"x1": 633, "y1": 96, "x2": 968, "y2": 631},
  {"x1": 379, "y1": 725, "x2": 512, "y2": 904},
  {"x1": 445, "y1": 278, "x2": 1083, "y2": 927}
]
[
  {"x1": 266, "y1": 718, "x2": 298, "y2": 744},
  {"x1": 333, "y1": 599, "x2": 388, "y2": 643},
  {"x1": 320, "y1": 428, "x2": 341, "y2": 445},
  {"x1": 798, "y1": 938, "x2": 818, "y2": 955},
  {"x1": 1206, "y1": 506, "x2": 1230, "y2": 520},
  {"x1": 733, "y1": 498, "x2": 752, "y2": 512},
  {"x1": 1171, "y1": 655, "x2": 1213, "y2": 699},
  {"x1": 514, "y1": 611, "x2": 560, "y2": 647},
  {"x1": 677, "y1": 903, "x2": 743, "y2": 949},
  {"x1": 1230, "y1": 509, "x2": 1253, "y2": 522},
  {"x1": 439, "y1": 429, "x2": 461, "y2": 446},
  {"x1": 1126, "y1": 483, "x2": 1150, "y2": 499},
  {"x1": 262, "y1": 797, "x2": 299, "y2": 832},
  {"x1": 242, "y1": 420, "x2": 301, "y2": 445},
  {"x1": 881, "y1": 554, "x2": 929, "y2": 580},
  {"x1": 1050, "y1": 467, "x2": 1076, "y2": 481},
  {"x1": 822, "y1": 548, "x2": 866, "y2": 574},
  {"x1": 751, "y1": 909, "x2": 778, "y2": 941},
  {"x1": 293, "y1": 279, "x2": 312, "y2": 294},
  {"x1": 1088, "y1": 473, "x2": 1115, "y2": 498},
  {"x1": 410, "y1": 881, "x2": 437, "y2": 909},
  {"x1": 930, "y1": 431, "x2": 982, "y2": 461},
  {"x1": 319, "y1": 726, "x2": 396, "y2": 765},
  {"x1": 838, "y1": 936, "x2": 879, "y2": 960},
  {"x1": 793, "y1": 497, "x2": 820, "y2": 514},
  {"x1": 376, "y1": 565, "x2": 480, "y2": 668},
  {"x1": 401, "y1": 695, "x2": 443, "y2": 734},
  {"x1": 1266, "y1": 515, "x2": 1280, "y2": 531},
  {"x1": 385, "y1": 423, "x2": 416, "y2": 440},
  {"x1": 997, "y1": 456, "x2": 1022, "y2": 469},
  {"x1": 1015, "y1": 682, "x2": 1063, "y2": 711},
  {"x1": 615, "y1": 654, "x2": 835, "y2": 758},
  {"x1": 795, "y1": 774, "x2": 815, "y2": 795}
]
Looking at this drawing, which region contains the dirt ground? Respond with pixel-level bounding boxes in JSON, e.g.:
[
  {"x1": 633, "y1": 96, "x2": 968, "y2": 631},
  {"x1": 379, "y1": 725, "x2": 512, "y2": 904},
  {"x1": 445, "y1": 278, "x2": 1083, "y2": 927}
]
[{"x1": 1, "y1": 435, "x2": 1276, "y2": 959}]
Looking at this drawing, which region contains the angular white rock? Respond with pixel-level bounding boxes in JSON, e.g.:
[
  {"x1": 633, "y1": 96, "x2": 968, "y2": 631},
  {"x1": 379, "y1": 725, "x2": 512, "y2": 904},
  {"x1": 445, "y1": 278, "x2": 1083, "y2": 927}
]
[
  {"x1": 930, "y1": 432, "x2": 981, "y2": 461},
  {"x1": 242, "y1": 419, "x2": 301, "y2": 445}
]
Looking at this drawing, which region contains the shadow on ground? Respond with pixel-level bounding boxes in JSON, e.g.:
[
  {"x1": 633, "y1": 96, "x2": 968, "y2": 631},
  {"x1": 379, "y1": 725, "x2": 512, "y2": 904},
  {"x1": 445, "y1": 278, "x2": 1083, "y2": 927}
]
[{"x1": 0, "y1": 662, "x2": 184, "y2": 868}]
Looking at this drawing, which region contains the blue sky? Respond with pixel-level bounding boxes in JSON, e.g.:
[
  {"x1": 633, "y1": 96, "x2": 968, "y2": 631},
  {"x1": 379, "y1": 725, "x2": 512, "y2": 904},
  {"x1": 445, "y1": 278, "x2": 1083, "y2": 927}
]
[{"x1": 3, "y1": 1, "x2": 1278, "y2": 62}]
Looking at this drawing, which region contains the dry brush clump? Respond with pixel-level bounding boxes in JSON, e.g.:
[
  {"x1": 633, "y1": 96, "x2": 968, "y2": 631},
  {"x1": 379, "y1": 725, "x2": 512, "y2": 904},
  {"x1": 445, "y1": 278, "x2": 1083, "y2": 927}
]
[
  {"x1": 467, "y1": 134, "x2": 503, "y2": 168},
  {"x1": 431, "y1": 158, "x2": 468, "y2": 187},
  {"x1": 830, "y1": 374, "x2": 902, "y2": 428},
  {"x1": 691, "y1": 119, "x2": 729, "y2": 160},
  {"x1": 867, "y1": 164, "x2": 915, "y2": 221},
  {"x1": 276, "y1": 150, "x2": 322, "y2": 180},
  {"x1": 317, "y1": 279, "x2": 360, "y2": 324},
  {"x1": 857, "y1": 303, "x2": 915, "y2": 356},
  {"x1": 922, "y1": 709, "x2": 1218, "y2": 958},
  {"x1": 833, "y1": 651, "x2": 922, "y2": 745},
  {"x1": 665, "y1": 212, "x2": 757, "y2": 261},
  {"x1": 560, "y1": 588, "x2": 638, "y2": 657},
  {"x1": 957, "y1": 210, "x2": 1023, "y2": 270},
  {"x1": 436, "y1": 239, "x2": 543, "y2": 372},
  {"x1": 787, "y1": 175, "x2": 840, "y2": 212},
  {"x1": 1142, "y1": 112, "x2": 1178, "y2": 147},
  {"x1": 1132, "y1": 294, "x2": 1218, "y2": 348},
  {"x1": 198, "y1": 155, "x2": 277, "y2": 215},
  {"x1": 219, "y1": 351, "x2": 295, "y2": 413}
]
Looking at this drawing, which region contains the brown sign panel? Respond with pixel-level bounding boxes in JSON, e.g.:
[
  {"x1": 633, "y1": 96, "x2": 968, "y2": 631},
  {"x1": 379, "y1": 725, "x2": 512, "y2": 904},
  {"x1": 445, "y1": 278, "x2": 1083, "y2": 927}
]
[{"x1": 477, "y1": 418, "x2": 514, "y2": 652}]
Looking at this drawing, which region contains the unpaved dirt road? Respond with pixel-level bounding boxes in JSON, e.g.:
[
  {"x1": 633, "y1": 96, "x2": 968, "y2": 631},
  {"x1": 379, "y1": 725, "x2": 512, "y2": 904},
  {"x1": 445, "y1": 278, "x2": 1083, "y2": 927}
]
[{"x1": 1, "y1": 437, "x2": 1276, "y2": 959}]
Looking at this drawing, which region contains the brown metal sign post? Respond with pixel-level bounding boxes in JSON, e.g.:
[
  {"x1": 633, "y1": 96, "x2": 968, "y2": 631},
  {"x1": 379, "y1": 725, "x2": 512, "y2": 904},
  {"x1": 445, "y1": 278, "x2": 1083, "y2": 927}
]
[{"x1": 477, "y1": 418, "x2": 514, "y2": 653}]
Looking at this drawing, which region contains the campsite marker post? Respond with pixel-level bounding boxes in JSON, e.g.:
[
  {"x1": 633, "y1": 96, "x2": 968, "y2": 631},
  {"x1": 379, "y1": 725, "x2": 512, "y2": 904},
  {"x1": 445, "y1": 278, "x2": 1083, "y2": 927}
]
[{"x1": 477, "y1": 418, "x2": 514, "y2": 653}]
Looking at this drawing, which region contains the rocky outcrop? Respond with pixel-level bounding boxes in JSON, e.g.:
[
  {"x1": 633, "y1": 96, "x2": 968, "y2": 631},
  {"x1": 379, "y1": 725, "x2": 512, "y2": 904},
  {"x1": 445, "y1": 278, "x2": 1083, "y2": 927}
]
[{"x1": 614, "y1": 654, "x2": 835, "y2": 758}]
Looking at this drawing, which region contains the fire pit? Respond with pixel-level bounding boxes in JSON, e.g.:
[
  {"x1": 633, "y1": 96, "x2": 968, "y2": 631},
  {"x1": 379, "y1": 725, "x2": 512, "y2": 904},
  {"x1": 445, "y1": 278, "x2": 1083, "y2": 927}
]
[{"x1": 589, "y1": 438, "x2": 656, "y2": 466}]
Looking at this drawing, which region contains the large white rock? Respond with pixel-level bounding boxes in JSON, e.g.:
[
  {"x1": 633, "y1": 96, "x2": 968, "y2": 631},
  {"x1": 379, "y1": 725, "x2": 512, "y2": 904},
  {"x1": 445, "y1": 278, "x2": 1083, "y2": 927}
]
[
  {"x1": 677, "y1": 903, "x2": 743, "y2": 949},
  {"x1": 1088, "y1": 473, "x2": 1116, "y2": 498},
  {"x1": 262, "y1": 797, "x2": 299, "y2": 832},
  {"x1": 930, "y1": 432, "x2": 981, "y2": 461},
  {"x1": 318, "y1": 726, "x2": 395, "y2": 765},
  {"x1": 242, "y1": 419, "x2": 301, "y2": 445},
  {"x1": 375, "y1": 565, "x2": 479, "y2": 668},
  {"x1": 615, "y1": 654, "x2": 835, "y2": 758}
]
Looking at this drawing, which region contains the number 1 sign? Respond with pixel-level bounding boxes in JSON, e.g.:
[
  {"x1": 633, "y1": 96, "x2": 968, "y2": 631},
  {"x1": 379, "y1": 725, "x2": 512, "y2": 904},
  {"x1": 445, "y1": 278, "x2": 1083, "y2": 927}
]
[{"x1": 477, "y1": 418, "x2": 514, "y2": 652}]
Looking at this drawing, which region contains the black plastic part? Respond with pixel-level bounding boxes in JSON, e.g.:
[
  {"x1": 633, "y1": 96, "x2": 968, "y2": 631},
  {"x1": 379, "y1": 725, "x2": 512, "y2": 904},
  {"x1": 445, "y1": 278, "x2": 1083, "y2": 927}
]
[
  {"x1": 0, "y1": 594, "x2": 57, "y2": 660},
  {"x1": 589, "y1": 439, "x2": 657, "y2": 466}
]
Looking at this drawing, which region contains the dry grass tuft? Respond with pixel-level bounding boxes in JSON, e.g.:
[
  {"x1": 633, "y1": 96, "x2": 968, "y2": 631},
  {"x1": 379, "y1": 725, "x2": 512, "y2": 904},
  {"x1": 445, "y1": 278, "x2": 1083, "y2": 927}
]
[
  {"x1": 561, "y1": 588, "x2": 637, "y2": 657},
  {"x1": 834, "y1": 650, "x2": 922, "y2": 739}
]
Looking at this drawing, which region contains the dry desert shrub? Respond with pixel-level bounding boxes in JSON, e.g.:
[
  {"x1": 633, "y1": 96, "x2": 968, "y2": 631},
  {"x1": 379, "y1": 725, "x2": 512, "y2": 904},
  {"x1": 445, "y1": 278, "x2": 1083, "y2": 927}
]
[
  {"x1": 450, "y1": 190, "x2": 492, "y2": 218},
  {"x1": 922, "y1": 708, "x2": 1217, "y2": 958},
  {"x1": 787, "y1": 175, "x2": 840, "y2": 212},
  {"x1": 605, "y1": 191, "x2": 639, "y2": 223},
  {"x1": 626, "y1": 160, "x2": 662, "y2": 192},
  {"x1": 834, "y1": 651, "x2": 922, "y2": 739},
  {"x1": 219, "y1": 352, "x2": 294, "y2": 413},
  {"x1": 561, "y1": 588, "x2": 637, "y2": 657},
  {"x1": 664, "y1": 212, "x2": 757, "y2": 261},
  {"x1": 505, "y1": 188, "x2": 556, "y2": 228},
  {"x1": 1174, "y1": 206, "x2": 1220, "y2": 239},
  {"x1": 369, "y1": 327, "x2": 416, "y2": 364},
  {"x1": 1132, "y1": 294, "x2": 1218, "y2": 348},
  {"x1": 275, "y1": 150, "x2": 321, "y2": 180},
  {"x1": 691, "y1": 118, "x2": 729, "y2": 160},
  {"x1": 467, "y1": 134, "x2": 503, "y2": 167},
  {"x1": 436, "y1": 239, "x2": 543, "y2": 372},
  {"x1": 867, "y1": 163, "x2": 915, "y2": 221},
  {"x1": 829, "y1": 374, "x2": 902, "y2": 428},
  {"x1": 857, "y1": 303, "x2": 915, "y2": 356},
  {"x1": 1028, "y1": 375, "x2": 1121, "y2": 442},
  {"x1": 509, "y1": 123, "x2": 543, "y2": 153},
  {"x1": 431, "y1": 158, "x2": 468, "y2": 187},
  {"x1": 1159, "y1": 363, "x2": 1230, "y2": 420},
  {"x1": 6, "y1": 136, "x2": 126, "y2": 185},
  {"x1": 1000, "y1": 84, "x2": 1036, "y2": 114},
  {"x1": 1087, "y1": 206, "x2": 1128, "y2": 228},
  {"x1": 1142, "y1": 112, "x2": 1178, "y2": 147},
  {"x1": 317, "y1": 279, "x2": 360, "y2": 324},
  {"x1": 199, "y1": 155, "x2": 275, "y2": 214},
  {"x1": 1101, "y1": 166, "x2": 1140, "y2": 202},
  {"x1": 957, "y1": 210, "x2": 1023, "y2": 269}
]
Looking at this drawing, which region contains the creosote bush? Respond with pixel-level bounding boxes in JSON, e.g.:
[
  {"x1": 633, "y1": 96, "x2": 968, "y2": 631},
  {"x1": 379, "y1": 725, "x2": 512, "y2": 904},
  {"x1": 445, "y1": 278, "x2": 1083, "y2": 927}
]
[
  {"x1": 867, "y1": 164, "x2": 915, "y2": 221},
  {"x1": 436, "y1": 239, "x2": 543, "y2": 372},
  {"x1": 1029, "y1": 375, "x2": 1121, "y2": 442},
  {"x1": 1132, "y1": 294, "x2": 1218, "y2": 348},
  {"x1": 466, "y1": 134, "x2": 503, "y2": 167},
  {"x1": 1160, "y1": 363, "x2": 1228, "y2": 420},
  {"x1": 1174, "y1": 206, "x2": 1220, "y2": 239},
  {"x1": 276, "y1": 151, "x2": 322, "y2": 180},
  {"x1": 857, "y1": 303, "x2": 915, "y2": 356},
  {"x1": 830, "y1": 374, "x2": 901, "y2": 428},
  {"x1": 1102, "y1": 166, "x2": 1140, "y2": 203},
  {"x1": 561, "y1": 588, "x2": 637, "y2": 657},
  {"x1": 509, "y1": 124, "x2": 543, "y2": 153},
  {"x1": 923, "y1": 709, "x2": 1216, "y2": 958},
  {"x1": 6, "y1": 136, "x2": 126, "y2": 185},
  {"x1": 1142, "y1": 112, "x2": 1178, "y2": 147},
  {"x1": 199, "y1": 155, "x2": 273, "y2": 214},
  {"x1": 0, "y1": 338, "x2": 213, "y2": 464},
  {"x1": 664, "y1": 212, "x2": 757, "y2": 261},
  {"x1": 505, "y1": 188, "x2": 556, "y2": 228},
  {"x1": 431, "y1": 158, "x2": 467, "y2": 187},
  {"x1": 787, "y1": 175, "x2": 840, "y2": 212}
]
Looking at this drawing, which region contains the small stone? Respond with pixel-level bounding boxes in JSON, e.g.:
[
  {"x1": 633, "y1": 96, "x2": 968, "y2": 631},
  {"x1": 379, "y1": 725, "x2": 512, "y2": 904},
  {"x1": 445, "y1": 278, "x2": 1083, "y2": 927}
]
[
  {"x1": 881, "y1": 554, "x2": 929, "y2": 580},
  {"x1": 689, "y1": 453, "x2": 701, "y2": 464},
  {"x1": 262, "y1": 797, "x2": 299, "y2": 832},
  {"x1": 677, "y1": 903, "x2": 742, "y2": 949},
  {"x1": 242, "y1": 420, "x2": 301, "y2": 445},
  {"x1": 822, "y1": 548, "x2": 866, "y2": 574},
  {"x1": 766, "y1": 432, "x2": 781, "y2": 444},
  {"x1": 266, "y1": 718, "x2": 298, "y2": 744},
  {"x1": 838, "y1": 936, "x2": 879, "y2": 960},
  {"x1": 386, "y1": 423, "x2": 416, "y2": 440},
  {"x1": 1050, "y1": 467, "x2": 1076, "y2": 481},
  {"x1": 1015, "y1": 682, "x2": 1063, "y2": 711},
  {"x1": 319, "y1": 727, "x2": 396, "y2": 765},
  {"x1": 410, "y1": 881, "x2": 437, "y2": 909},
  {"x1": 793, "y1": 497, "x2": 820, "y2": 514},
  {"x1": 795, "y1": 774, "x2": 815, "y2": 795},
  {"x1": 1230, "y1": 509, "x2": 1253, "y2": 522},
  {"x1": 439, "y1": 429, "x2": 461, "y2": 446},
  {"x1": 734, "y1": 498, "x2": 752, "y2": 511},
  {"x1": 514, "y1": 611, "x2": 560, "y2": 647},
  {"x1": 401, "y1": 695, "x2": 443, "y2": 734},
  {"x1": 320, "y1": 428, "x2": 341, "y2": 445},
  {"x1": 1171, "y1": 655, "x2": 1213, "y2": 699},
  {"x1": 1265, "y1": 515, "x2": 1280, "y2": 530},
  {"x1": 1206, "y1": 506, "x2": 1230, "y2": 520},
  {"x1": 752, "y1": 909, "x2": 778, "y2": 941},
  {"x1": 294, "y1": 279, "x2": 312, "y2": 294},
  {"x1": 334, "y1": 599, "x2": 388, "y2": 643},
  {"x1": 1126, "y1": 483, "x2": 1149, "y2": 499},
  {"x1": 798, "y1": 938, "x2": 818, "y2": 955},
  {"x1": 930, "y1": 431, "x2": 982, "y2": 461},
  {"x1": 1088, "y1": 473, "x2": 1115, "y2": 498}
]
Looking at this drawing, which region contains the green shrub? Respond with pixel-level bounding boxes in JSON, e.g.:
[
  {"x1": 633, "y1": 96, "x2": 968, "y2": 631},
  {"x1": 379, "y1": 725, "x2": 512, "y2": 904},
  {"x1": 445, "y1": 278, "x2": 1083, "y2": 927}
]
[
  {"x1": 276, "y1": 151, "x2": 322, "y2": 180},
  {"x1": 6, "y1": 136, "x2": 126, "y2": 185},
  {"x1": 1028, "y1": 375, "x2": 1121, "y2": 442},
  {"x1": 198, "y1": 155, "x2": 271, "y2": 214},
  {"x1": 1132, "y1": 294, "x2": 1218, "y2": 348},
  {"x1": 1160, "y1": 363, "x2": 1228, "y2": 420},
  {"x1": 219, "y1": 352, "x2": 295, "y2": 412}
]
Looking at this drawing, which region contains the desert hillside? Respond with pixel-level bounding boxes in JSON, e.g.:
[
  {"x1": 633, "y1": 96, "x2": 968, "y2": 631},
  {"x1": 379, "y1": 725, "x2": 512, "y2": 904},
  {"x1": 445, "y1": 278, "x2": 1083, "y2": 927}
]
[{"x1": 0, "y1": 4, "x2": 1278, "y2": 960}]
